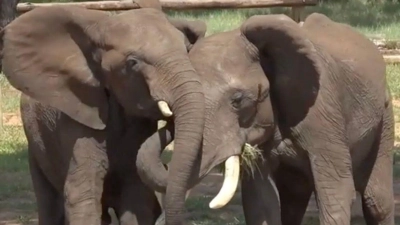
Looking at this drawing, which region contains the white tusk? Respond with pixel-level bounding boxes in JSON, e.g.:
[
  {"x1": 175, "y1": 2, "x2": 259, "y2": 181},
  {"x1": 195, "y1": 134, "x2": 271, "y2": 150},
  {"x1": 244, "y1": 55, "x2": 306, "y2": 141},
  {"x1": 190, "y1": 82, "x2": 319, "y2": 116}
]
[
  {"x1": 209, "y1": 155, "x2": 240, "y2": 209},
  {"x1": 164, "y1": 141, "x2": 174, "y2": 152},
  {"x1": 158, "y1": 101, "x2": 173, "y2": 117},
  {"x1": 157, "y1": 120, "x2": 167, "y2": 129},
  {"x1": 161, "y1": 141, "x2": 174, "y2": 165},
  {"x1": 185, "y1": 189, "x2": 191, "y2": 199}
]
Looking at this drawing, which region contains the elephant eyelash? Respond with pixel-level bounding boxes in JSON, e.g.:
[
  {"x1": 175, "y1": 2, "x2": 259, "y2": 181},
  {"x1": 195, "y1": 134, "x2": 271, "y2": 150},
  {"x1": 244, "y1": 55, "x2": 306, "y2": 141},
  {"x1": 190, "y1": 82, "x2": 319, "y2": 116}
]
[
  {"x1": 256, "y1": 84, "x2": 269, "y2": 103},
  {"x1": 126, "y1": 58, "x2": 138, "y2": 68}
]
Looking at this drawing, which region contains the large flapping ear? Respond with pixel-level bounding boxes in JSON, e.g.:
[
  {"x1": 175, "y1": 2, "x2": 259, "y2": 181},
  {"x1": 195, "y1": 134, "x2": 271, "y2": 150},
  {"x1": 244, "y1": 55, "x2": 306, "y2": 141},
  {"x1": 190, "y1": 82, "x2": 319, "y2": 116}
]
[
  {"x1": 168, "y1": 18, "x2": 207, "y2": 51},
  {"x1": 301, "y1": 13, "x2": 385, "y2": 80},
  {"x1": 241, "y1": 14, "x2": 323, "y2": 127},
  {"x1": 2, "y1": 6, "x2": 110, "y2": 130}
]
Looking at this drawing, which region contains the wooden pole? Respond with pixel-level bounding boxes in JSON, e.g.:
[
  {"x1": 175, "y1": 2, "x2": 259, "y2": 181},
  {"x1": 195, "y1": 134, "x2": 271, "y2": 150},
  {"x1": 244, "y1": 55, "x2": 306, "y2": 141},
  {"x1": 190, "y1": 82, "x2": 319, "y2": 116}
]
[
  {"x1": 383, "y1": 55, "x2": 400, "y2": 64},
  {"x1": 17, "y1": 0, "x2": 318, "y2": 13}
]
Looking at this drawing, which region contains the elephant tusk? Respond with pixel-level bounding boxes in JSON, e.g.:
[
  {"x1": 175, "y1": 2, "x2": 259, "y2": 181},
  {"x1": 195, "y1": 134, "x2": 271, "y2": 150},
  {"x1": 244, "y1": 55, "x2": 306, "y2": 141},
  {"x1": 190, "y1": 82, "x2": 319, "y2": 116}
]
[
  {"x1": 209, "y1": 155, "x2": 240, "y2": 209},
  {"x1": 164, "y1": 141, "x2": 174, "y2": 152},
  {"x1": 160, "y1": 141, "x2": 174, "y2": 165},
  {"x1": 158, "y1": 101, "x2": 173, "y2": 117},
  {"x1": 157, "y1": 120, "x2": 168, "y2": 130}
]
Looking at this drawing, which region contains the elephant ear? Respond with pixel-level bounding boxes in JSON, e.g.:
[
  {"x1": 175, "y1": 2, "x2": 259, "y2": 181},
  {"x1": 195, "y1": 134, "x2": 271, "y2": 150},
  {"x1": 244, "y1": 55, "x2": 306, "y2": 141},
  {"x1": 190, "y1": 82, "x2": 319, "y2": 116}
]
[
  {"x1": 241, "y1": 14, "x2": 323, "y2": 127},
  {"x1": 169, "y1": 18, "x2": 207, "y2": 51},
  {"x1": 2, "y1": 6, "x2": 110, "y2": 130}
]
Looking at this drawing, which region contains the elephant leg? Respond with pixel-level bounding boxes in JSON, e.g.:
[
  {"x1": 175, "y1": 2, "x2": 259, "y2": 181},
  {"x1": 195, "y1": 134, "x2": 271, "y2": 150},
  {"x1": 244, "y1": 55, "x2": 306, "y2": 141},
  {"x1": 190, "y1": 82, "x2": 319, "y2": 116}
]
[
  {"x1": 309, "y1": 139, "x2": 355, "y2": 225},
  {"x1": 274, "y1": 166, "x2": 312, "y2": 225},
  {"x1": 64, "y1": 138, "x2": 108, "y2": 225},
  {"x1": 241, "y1": 162, "x2": 281, "y2": 225},
  {"x1": 117, "y1": 180, "x2": 162, "y2": 225},
  {"x1": 28, "y1": 149, "x2": 64, "y2": 225},
  {"x1": 360, "y1": 112, "x2": 394, "y2": 225}
]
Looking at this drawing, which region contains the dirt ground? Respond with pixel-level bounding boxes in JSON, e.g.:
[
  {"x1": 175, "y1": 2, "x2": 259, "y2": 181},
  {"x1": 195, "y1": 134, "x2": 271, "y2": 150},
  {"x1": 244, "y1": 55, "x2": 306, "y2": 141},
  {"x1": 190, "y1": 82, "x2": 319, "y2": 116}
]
[
  {"x1": 1, "y1": 174, "x2": 399, "y2": 225},
  {"x1": 188, "y1": 172, "x2": 400, "y2": 222}
]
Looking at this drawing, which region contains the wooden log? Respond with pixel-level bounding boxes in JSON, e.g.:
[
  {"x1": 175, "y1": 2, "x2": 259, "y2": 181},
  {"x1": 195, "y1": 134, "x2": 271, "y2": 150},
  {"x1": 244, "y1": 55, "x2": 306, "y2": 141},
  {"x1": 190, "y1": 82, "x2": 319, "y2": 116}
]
[
  {"x1": 380, "y1": 49, "x2": 400, "y2": 55},
  {"x1": 17, "y1": 0, "x2": 318, "y2": 13},
  {"x1": 383, "y1": 55, "x2": 400, "y2": 64}
]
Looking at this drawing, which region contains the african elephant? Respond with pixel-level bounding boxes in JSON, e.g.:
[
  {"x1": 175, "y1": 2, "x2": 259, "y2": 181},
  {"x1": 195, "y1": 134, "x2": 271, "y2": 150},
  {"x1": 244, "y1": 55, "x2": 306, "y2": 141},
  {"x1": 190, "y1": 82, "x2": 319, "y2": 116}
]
[
  {"x1": 0, "y1": 0, "x2": 19, "y2": 32},
  {"x1": 1, "y1": 2, "x2": 207, "y2": 225},
  {"x1": 0, "y1": 0, "x2": 19, "y2": 71},
  {"x1": 137, "y1": 13, "x2": 395, "y2": 225}
]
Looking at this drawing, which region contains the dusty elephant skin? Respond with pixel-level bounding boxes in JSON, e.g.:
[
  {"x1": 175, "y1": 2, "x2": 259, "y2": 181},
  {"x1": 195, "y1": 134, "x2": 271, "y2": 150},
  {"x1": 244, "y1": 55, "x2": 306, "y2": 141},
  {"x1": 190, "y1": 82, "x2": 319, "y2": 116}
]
[
  {"x1": 138, "y1": 13, "x2": 395, "y2": 225},
  {"x1": 21, "y1": 94, "x2": 170, "y2": 225},
  {"x1": 0, "y1": 2, "x2": 207, "y2": 225},
  {"x1": 0, "y1": 0, "x2": 19, "y2": 71}
]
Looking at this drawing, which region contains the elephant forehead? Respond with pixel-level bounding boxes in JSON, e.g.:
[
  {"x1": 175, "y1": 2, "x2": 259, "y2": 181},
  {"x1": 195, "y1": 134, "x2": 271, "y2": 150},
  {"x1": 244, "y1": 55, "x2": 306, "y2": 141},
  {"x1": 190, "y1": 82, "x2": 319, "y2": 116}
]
[
  {"x1": 115, "y1": 8, "x2": 167, "y2": 23},
  {"x1": 190, "y1": 30, "x2": 252, "y2": 79},
  {"x1": 103, "y1": 21, "x2": 185, "y2": 58}
]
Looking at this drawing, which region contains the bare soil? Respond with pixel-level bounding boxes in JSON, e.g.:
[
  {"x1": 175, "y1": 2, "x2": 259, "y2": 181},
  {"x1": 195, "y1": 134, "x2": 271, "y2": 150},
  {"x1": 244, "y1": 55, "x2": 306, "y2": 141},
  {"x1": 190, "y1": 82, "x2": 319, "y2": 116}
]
[
  {"x1": 2, "y1": 113, "x2": 22, "y2": 127},
  {"x1": 189, "y1": 173, "x2": 400, "y2": 222},
  {"x1": 1, "y1": 174, "x2": 399, "y2": 225}
]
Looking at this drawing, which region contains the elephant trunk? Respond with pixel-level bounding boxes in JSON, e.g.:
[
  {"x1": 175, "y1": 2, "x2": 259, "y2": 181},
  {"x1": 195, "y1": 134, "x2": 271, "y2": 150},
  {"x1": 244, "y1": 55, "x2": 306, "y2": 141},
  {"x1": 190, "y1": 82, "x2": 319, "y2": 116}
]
[
  {"x1": 164, "y1": 61, "x2": 205, "y2": 225},
  {"x1": 138, "y1": 55, "x2": 203, "y2": 225},
  {"x1": 136, "y1": 126, "x2": 171, "y2": 192}
]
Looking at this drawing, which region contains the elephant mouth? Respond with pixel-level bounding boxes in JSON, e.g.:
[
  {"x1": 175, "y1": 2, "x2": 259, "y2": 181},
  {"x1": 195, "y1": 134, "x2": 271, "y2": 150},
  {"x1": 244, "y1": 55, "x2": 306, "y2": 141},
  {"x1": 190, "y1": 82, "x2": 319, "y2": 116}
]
[
  {"x1": 161, "y1": 142, "x2": 260, "y2": 210},
  {"x1": 207, "y1": 154, "x2": 241, "y2": 209},
  {"x1": 159, "y1": 135, "x2": 263, "y2": 210},
  {"x1": 208, "y1": 143, "x2": 264, "y2": 209}
]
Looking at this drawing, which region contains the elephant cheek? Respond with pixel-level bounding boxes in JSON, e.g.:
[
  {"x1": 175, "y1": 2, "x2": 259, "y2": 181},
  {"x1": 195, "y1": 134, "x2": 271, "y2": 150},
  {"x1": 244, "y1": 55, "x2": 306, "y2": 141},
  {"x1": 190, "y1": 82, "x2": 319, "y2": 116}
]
[{"x1": 246, "y1": 125, "x2": 274, "y2": 146}]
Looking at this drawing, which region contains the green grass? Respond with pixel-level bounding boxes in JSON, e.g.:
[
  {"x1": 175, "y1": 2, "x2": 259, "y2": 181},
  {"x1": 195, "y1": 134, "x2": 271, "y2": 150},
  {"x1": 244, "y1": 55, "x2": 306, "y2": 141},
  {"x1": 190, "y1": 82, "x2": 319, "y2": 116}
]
[
  {"x1": 2, "y1": 1, "x2": 400, "y2": 224},
  {"x1": 165, "y1": 0, "x2": 400, "y2": 39}
]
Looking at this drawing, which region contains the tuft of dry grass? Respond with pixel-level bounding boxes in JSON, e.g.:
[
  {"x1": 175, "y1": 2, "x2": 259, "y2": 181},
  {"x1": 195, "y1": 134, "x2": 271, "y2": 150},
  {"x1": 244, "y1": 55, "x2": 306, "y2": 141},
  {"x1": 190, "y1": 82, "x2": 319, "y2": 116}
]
[{"x1": 239, "y1": 143, "x2": 264, "y2": 177}]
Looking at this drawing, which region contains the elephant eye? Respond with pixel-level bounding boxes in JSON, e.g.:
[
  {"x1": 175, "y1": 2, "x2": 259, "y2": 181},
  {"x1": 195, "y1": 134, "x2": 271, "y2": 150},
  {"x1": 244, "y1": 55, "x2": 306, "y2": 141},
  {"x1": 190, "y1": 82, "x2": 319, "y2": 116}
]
[
  {"x1": 127, "y1": 58, "x2": 138, "y2": 69},
  {"x1": 125, "y1": 56, "x2": 139, "y2": 72},
  {"x1": 231, "y1": 92, "x2": 243, "y2": 110}
]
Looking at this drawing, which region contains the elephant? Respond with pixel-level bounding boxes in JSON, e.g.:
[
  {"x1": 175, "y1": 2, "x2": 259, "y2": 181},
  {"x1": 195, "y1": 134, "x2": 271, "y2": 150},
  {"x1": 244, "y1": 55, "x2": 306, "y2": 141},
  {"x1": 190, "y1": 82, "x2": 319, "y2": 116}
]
[
  {"x1": 0, "y1": 0, "x2": 19, "y2": 71},
  {"x1": 0, "y1": 2, "x2": 207, "y2": 224},
  {"x1": 136, "y1": 13, "x2": 395, "y2": 225},
  {"x1": 0, "y1": 0, "x2": 19, "y2": 32}
]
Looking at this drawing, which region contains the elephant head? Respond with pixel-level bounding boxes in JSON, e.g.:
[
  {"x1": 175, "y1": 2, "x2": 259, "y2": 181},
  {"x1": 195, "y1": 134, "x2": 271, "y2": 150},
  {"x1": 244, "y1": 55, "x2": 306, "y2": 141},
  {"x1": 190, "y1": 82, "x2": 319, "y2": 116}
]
[
  {"x1": 1, "y1": 3, "x2": 207, "y2": 223},
  {"x1": 136, "y1": 13, "x2": 333, "y2": 224}
]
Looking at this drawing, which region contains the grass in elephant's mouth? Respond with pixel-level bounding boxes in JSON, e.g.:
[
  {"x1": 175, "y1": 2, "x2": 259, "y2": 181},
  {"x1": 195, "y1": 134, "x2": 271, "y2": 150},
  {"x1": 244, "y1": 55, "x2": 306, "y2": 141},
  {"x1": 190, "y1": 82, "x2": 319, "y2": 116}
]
[
  {"x1": 240, "y1": 144, "x2": 265, "y2": 176},
  {"x1": 216, "y1": 143, "x2": 264, "y2": 178}
]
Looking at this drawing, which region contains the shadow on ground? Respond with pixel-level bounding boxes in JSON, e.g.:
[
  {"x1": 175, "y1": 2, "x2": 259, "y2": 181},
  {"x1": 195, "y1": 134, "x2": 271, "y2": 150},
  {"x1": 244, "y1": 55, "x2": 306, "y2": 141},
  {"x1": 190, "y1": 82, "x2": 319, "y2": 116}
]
[
  {"x1": 0, "y1": 142, "x2": 36, "y2": 225},
  {"x1": 187, "y1": 172, "x2": 400, "y2": 225}
]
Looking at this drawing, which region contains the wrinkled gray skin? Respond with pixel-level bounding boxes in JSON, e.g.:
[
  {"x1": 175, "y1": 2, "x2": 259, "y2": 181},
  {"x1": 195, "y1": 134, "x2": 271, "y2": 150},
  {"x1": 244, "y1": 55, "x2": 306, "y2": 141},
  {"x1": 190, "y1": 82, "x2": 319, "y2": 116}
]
[
  {"x1": 1, "y1": 3, "x2": 206, "y2": 225},
  {"x1": 0, "y1": 0, "x2": 19, "y2": 33},
  {"x1": 21, "y1": 94, "x2": 171, "y2": 225},
  {"x1": 139, "y1": 13, "x2": 395, "y2": 225},
  {"x1": 0, "y1": 0, "x2": 19, "y2": 71}
]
